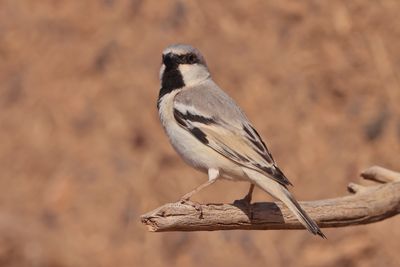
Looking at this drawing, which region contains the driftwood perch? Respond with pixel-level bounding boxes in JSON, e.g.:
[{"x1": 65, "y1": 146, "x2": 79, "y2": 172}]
[{"x1": 141, "y1": 166, "x2": 400, "y2": 232}]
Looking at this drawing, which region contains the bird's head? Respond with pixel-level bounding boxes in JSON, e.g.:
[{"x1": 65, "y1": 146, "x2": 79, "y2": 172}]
[{"x1": 159, "y1": 44, "x2": 210, "y2": 90}]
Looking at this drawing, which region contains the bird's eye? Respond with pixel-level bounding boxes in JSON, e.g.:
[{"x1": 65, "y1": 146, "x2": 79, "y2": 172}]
[{"x1": 186, "y1": 54, "x2": 197, "y2": 64}]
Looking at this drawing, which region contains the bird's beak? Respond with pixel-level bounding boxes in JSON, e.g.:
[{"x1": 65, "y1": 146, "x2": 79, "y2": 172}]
[{"x1": 162, "y1": 53, "x2": 179, "y2": 67}]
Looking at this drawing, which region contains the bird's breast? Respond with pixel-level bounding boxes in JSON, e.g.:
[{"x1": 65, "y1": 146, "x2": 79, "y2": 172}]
[
  {"x1": 158, "y1": 91, "x2": 207, "y2": 170},
  {"x1": 157, "y1": 90, "x2": 246, "y2": 180}
]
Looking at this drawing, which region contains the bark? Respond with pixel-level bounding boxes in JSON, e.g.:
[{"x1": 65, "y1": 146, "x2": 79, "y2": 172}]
[{"x1": 141, "y1": 166, "x2": 400, "y2": 232}]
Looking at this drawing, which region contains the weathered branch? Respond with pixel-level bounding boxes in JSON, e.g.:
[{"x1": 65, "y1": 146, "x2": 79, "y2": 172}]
[
  {"x1": 361, "y1": 165, "x2": 400, "y2": 183},
  {"x1": 141, "y1": 166, "x2": 400, "y2": 232}
]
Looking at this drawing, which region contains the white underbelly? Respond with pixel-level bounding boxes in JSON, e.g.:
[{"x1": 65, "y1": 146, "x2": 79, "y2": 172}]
[{"x1": 158, "y1": 91, "x2": 246, "y2": 180}]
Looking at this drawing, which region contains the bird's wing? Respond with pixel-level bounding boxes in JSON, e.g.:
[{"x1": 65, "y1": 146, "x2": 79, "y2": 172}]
[{"x1": 173, "y1": 85, "x2": 292, "y2": 187}]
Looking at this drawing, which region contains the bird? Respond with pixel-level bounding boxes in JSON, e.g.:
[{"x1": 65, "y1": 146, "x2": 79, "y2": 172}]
[{"x1": 157, "y1": 44, "x2": 325, "y2": 238}]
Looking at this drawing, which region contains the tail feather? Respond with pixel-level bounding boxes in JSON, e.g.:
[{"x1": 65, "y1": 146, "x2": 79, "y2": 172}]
[
  {"x1": 243, "y1": 169, "x2": 326, "y2": 238},
  {"x1": 284, "y1": 191, "x2": 326, "y2": 238}
]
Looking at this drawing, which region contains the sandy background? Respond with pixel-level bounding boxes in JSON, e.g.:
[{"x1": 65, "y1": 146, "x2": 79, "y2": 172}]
[{"x1": 0, "y1": 0, "x2": 399, "y2": 266}]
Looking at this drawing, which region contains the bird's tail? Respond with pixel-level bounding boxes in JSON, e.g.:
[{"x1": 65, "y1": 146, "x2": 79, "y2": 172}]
[{"x1": 243, "y1": 169, "x2": 326, "y2": 238}]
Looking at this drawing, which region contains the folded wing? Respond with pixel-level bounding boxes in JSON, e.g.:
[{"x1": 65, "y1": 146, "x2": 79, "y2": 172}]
[{"x1": 173, "y1": 103, "x2": 292, "y2": 187}]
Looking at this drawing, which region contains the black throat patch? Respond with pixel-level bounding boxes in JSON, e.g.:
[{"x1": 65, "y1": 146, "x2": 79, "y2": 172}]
[{"x1": 157, "y1": 65, "x2": 185, "y2": 109}]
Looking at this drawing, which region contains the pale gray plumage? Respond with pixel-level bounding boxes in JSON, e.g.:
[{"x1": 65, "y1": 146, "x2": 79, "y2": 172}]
[
  {"x1": 175, "y1": 80, "x2": 247, "y2": 125},
  {"x1": 174, "y1": 81, "x2": 285, "y2": 184},
  {"x1": 157, "y1": 44, "x2": 325, "y2": 238}
]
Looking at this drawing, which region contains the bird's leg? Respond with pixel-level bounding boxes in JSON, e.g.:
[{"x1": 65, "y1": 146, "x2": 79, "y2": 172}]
[
  {"x1": 234, "y1": 183, "x2": 255, "y2": 219},
  {"x1": 179, "y1": 179, "x2": 216, "y2": 219},
  {"x1": 242, "y1": 183, "x2": 255, "y2": 204},
  {"x1": 180, "y1": 169, "x2": 219, "y2": 219},
  {"x1": 180, "y1": 179, "x2": 217, "y2": 201}
]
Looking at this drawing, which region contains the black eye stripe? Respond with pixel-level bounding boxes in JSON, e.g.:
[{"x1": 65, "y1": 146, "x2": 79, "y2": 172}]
[
  {"x1": 179, "y1": 53, "x2": 198, "y2": 64},
  {"x1": 162, "y1": 53, "x2": 199, "y2": 65},
  {"x1": 178, "y1": 55, "x2": 186, "y2": 63}
]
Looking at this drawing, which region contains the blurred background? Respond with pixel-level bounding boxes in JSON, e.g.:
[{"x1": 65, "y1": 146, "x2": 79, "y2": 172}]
[{"x1": 0, "y1": 0, "x2": 400, "y2": 266}]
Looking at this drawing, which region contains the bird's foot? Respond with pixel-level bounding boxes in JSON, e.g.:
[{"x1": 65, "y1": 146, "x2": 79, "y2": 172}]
[
  {"x1": 180, "y1": 198, "x2": 204, "y2": 219},
  {"x1": 233, "y1": 196, "x2": 254, "y2": 220}
]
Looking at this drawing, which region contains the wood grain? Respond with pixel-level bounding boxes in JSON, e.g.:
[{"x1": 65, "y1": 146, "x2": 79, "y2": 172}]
[{"x1": 141, "y1": 166, "x2": 400, "y2": 232}]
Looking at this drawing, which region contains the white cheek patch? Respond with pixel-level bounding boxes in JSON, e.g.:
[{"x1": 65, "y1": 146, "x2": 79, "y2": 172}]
[{"x1": 179, "y1": 64, "x2": 210, "y2": 86}]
